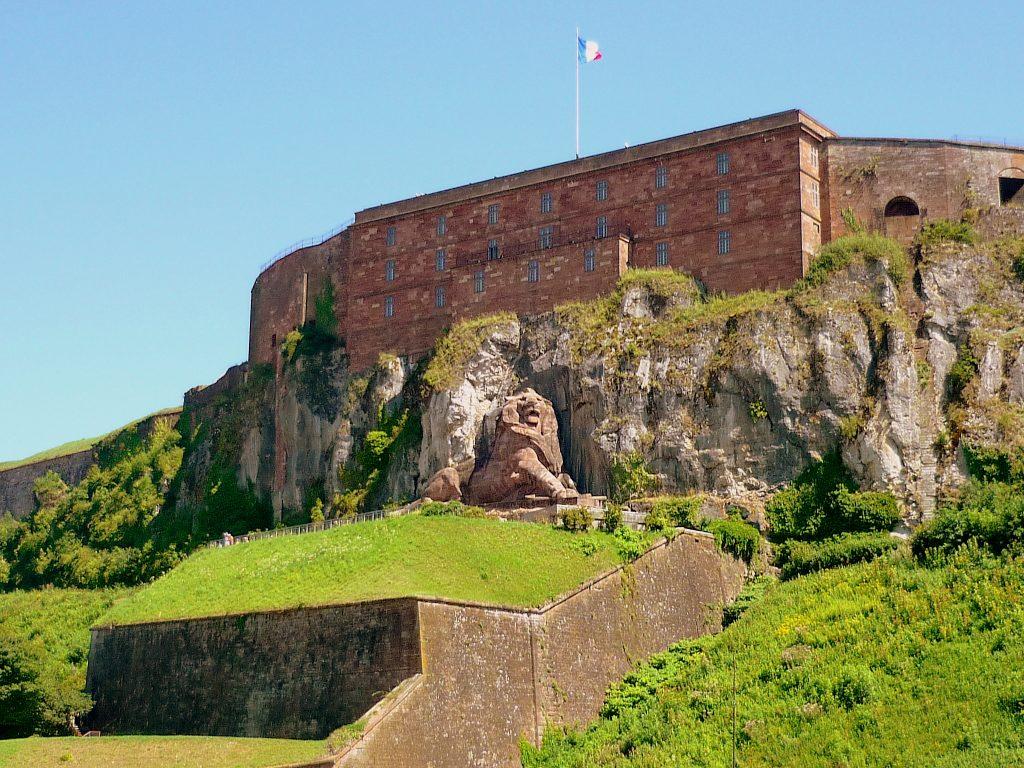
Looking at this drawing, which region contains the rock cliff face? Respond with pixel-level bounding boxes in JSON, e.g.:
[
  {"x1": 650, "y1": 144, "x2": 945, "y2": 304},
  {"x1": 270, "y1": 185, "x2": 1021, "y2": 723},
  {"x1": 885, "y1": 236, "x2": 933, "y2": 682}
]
[{"x1": 180, "y1": 219, "x2": 1024, "y2": 525}]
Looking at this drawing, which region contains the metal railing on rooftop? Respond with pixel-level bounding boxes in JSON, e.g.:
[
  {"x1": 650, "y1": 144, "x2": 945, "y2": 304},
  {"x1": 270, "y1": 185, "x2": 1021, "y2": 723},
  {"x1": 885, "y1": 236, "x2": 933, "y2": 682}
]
[
  {"x1": 208, "y1": 507, "x2": 401, "y2": 548},
  {"x1": 257, "y1": 216, "x2": 355, "y2": 279}
]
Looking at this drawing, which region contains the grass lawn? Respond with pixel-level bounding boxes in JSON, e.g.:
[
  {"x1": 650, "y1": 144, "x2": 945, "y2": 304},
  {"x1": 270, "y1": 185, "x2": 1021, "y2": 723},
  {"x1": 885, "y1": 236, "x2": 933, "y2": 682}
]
[
  {"x1": 0, "y1": 735, "x2": 324, "y2": 768},
  {"x1": 0, "y1": 407, "x2": 181, "y2": 471},
  {"x1": 100, "y1": 514, "x2": 645, "y2": 625},
  {"x1": 523, "y1": 551, "x2": 1024, "y2": 767}
]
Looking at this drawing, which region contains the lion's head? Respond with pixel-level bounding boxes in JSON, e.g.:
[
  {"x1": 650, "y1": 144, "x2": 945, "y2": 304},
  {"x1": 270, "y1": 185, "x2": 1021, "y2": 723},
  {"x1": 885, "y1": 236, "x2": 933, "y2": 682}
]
[{"x1": 497, "y1": 388, "x2": 562, "y2": 471}]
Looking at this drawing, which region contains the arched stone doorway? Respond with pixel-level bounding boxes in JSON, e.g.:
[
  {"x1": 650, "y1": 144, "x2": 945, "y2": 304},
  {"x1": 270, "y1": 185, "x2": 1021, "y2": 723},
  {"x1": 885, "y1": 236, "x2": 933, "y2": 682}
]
[
  {"x1": 883, "y1": 196, "x2": 921, "y2": 242},
  {"x1": 999, "y1": 169, "x2": 1024, "y2": 207}
]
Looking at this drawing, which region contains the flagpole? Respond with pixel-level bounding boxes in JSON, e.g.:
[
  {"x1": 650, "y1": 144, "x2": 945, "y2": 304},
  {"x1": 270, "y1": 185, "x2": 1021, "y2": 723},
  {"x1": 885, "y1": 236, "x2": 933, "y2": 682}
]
[{"x1": 575, "y1": 25, "x2": 580, "y2": 159}]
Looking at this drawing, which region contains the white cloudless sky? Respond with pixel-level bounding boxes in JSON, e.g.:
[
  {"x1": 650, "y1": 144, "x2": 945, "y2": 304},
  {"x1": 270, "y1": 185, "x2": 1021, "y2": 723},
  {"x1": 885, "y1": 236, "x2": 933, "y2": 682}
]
[{"x1": 1, "y1": 0, "x2": 1022, "y2": 460}]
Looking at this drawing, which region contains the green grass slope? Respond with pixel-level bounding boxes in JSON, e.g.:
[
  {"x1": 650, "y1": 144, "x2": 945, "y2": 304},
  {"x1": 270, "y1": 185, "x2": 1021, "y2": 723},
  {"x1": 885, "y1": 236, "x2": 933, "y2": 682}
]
[
  {"x1": 0, "y1": 735, "x2": 323, "y2": 768},
  {"x1": 0, "y1": 407, "x2": 181, "y2": 471},
  {"x1": 100, "y1": 515, "x2": 645, "y2": 625},
  {"x1": 0, "y1": 588, "x2": 131, "y2": 736},
  {"x1": 523, "y1": 552, "x2": 1024, "y2": 767}
]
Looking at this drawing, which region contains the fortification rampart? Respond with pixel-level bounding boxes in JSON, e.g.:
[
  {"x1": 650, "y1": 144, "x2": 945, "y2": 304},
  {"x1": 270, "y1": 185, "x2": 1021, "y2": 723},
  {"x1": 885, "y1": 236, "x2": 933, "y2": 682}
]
[{"x1": 83, "y1": 528, "x2": 744, "y2": 766}]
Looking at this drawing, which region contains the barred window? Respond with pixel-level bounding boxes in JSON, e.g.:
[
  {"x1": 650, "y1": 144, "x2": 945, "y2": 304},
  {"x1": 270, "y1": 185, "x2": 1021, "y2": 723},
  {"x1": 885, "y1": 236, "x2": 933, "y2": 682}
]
[
  {"x1": 656, "y1": 242, "x2": 669, "y2": 266},
  {"x1": 717, "y1": 189, "x2": 730, "y2": 215},
  {"x1": 716, "y1": 152, "x2": 730, "y2": 175},
  {"x1": 474, "y1": 270, "x2": 485, "y2": 293},
  {"x1": 435, "y1": 285, "x2": 446, "y2": 308},
  {"x1": 810, "y1": 181, "x2": 820, "y2": 209},
  {"x1": 539, "y1": 226, "x2": 553, "y2": 249},
  {"x1": 487, "y1": 239, "x2": 499, "y2": 260},
  {"x1": 528, "y1": 259, "x2": 540, "y2": 283},
  {"x1": 385, "y1": 259, "x2": 396, "y2": 282},
  {"x1": 718, "y1": 230, "x2": 731, "y2": 255},
  {"x1": 435, "y1": 249, "x2": 446, "y2": 271},
  {"x1": 436, "y1": 215, "x2": 446, "y2": 236},
  {"x1": 488, "y1": 203, "x2": 499, "y2": 225},
  {"x1": 385, "y1": 225, "x2": 396, "y2": 246},
  {"x1": 655, "y1": 165, "x2": 668, "y2": 189},
  {"x1": 596, "y1": 180, "x2": 608, "y2": 201},
  {"x1": 384, "y1": 296, "x2": 394, "y2": 317},
  {"x1": 540, "y1": 192, "x2": 553, "y2": 213},
  {"x1": 655, "y1": 203, "x2": 668, "y2": 227},
  {"x1": 584, "y1": 249, "x2": 596, "y2": 272},
  {"x1": 595, "y1": 215, "x2": 608, "y2": 238}
]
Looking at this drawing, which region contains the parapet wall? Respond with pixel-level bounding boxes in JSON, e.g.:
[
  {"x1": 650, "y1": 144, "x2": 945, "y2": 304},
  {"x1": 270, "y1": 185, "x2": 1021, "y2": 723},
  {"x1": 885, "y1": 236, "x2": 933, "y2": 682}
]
[
  {"x1": 0, "y1": 449, "x2": 94, "y2": 519},
  {"x1": 86, "y1": 598, "x2": 422, "y2": 739}
]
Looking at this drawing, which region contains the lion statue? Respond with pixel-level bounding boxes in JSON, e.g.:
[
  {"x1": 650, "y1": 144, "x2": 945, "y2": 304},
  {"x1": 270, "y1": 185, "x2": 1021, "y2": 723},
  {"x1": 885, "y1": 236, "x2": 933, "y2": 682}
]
[{"x1": 423, "y1": 388, "x2": 577, "y2": 505}]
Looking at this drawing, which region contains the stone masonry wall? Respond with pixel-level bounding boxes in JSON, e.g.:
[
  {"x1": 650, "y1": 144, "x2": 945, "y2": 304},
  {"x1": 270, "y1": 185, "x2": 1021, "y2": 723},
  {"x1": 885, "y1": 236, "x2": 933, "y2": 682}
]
[
  {"x1": 343, "y1": 530, "x2": 745, "y2": 768},
  {"x1": 85, "y1": 598, "x2": 421, "y2": 739}
]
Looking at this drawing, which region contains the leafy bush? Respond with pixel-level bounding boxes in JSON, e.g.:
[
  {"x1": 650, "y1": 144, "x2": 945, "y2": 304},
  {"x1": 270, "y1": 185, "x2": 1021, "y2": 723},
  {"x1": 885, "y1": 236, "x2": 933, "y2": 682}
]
[
  {"x1": 777, "y1": 531, "x2": 899, "y2": 579},
  {"x1": 1013, "y1": 252, "x2": 1024, "y2": 282},
  {"x1": 612, "y1": 527, "x2": 650, "y2": 562},
  {"x1": 645, "y1": 495, "x2": 703, "y2": 530},
  {"x1": 946, "y1": 345, "x2": 978, "y2": 403},
  {"x1": 314, "y1": 278, "x2": 338, "y2": 336},
  {"x1": 911, "y1": 481, "x2": 1024, "y2": 560},
  {"x1": 916, "y1": 219, "x2": 979, "y2": 248},
  {"x1": 962, "y1": 443, "x2": 1024, "y2": 485},
  {"x1": 561, "y1": 506, "x2": 593, "y2": 532},
  {"x1": 833, "y1": 665, "x2": 875, "y2": 709},
  {"x1": 765, "y1": 452, "x2": 900, "y2": 542},
  {"x1": 706, "y1": 518, "x2": 760, "y2": 563},
  {"x1": 423, "y1": 312, "x2": 517, "y2": 391},
  {"x1": 419, "y1": 501, "x2": 486, "y2": 518},
  {"x1": 800, "y1": 233, "x2": 905, "y2": 289},
  {"x1": 600, "y1": 504, "x2": 623, "y2": 533},
  {"x1": 609, "y1": 452, "x2": 658, "y2": 504}
]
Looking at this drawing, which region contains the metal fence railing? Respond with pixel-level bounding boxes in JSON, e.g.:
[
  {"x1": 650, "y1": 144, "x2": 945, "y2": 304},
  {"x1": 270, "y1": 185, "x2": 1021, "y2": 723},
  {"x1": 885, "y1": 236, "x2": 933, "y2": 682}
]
[
  {"x1": 209, "y1": 507, "x2": 400, "y2": 548},
  {"x1": 257, "y1": 216, "x2": 355, "y2": 278}
]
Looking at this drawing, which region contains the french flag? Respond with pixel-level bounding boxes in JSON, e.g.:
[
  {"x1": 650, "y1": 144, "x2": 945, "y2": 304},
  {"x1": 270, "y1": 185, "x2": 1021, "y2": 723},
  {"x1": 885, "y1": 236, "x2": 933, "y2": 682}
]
[{"x1": 578, "y1": 36, "x2": 602, "y2": 63}]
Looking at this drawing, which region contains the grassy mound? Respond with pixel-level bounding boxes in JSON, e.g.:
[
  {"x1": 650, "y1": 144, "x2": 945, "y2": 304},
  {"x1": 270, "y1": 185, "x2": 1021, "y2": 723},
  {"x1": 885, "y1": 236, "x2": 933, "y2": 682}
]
[
  {"x1": 0, "y1": 735, "x2": 323, "y2": 768},
  {"x1": 100, "y1": 515, "x2": 648, "y2": 625},
  {"x1": 523, "y1": 552, "x2": 1024, "y2": 767}
]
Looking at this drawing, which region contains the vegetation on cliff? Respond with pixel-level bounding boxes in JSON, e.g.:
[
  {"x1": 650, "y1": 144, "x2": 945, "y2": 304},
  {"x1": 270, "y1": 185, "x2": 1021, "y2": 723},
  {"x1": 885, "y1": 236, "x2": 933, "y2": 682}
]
[
  {"x1": 422, "y1": 311, "x2": 517, "y2": 391},
  {"x1": 99, "y1": 514, "x2": 654, "y2": 625},
  {"x1": 0, "y1": 588, "x2": 128, "y2": 737}
]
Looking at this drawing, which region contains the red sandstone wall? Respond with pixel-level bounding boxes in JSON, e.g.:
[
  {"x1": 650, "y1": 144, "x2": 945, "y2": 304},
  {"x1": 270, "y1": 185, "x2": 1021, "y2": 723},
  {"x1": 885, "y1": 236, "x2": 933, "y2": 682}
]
[{"x1": 824, "y1": 139, "x2": 1024, "y2": 241}]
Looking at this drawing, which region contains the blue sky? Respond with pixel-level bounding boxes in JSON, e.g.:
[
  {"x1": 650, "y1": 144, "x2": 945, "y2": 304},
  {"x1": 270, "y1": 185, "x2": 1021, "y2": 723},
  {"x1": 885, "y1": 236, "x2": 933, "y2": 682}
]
[{"x1": 1, "y1": 0, "x2": 1021, "y2": 461}]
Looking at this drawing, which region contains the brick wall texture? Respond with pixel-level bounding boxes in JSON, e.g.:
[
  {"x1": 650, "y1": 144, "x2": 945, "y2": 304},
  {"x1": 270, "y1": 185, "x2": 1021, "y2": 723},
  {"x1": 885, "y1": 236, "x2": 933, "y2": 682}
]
[{"x1": 83, "y1": 529, "x2": 744, "y2": 766}]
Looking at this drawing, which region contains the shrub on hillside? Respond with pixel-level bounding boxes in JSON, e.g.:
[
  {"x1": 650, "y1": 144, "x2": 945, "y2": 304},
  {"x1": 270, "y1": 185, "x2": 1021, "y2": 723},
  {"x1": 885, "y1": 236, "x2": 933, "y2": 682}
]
[
  {"x1": 650, "y1": 495, "x2": 703, "y2": 529},
  {"x1": 911, "y1": 481, "x2": 1024, "y2": 560},
  {"x1": 609, "y1": 452, "x2": 658, "y2": 504},
  {"x1": 707, "y1": 519, "x2": 760, "y2": 563},
  {"x1": 419, "y1": 500, "x2": 486, "y2": 518},
  {"x1": 600, "y1": 503, "x2": 623, "y2": 533},
  {"x1": 916, "y1": 219, "x2": 979, "y2": 248},
  {"x1": 612, "y1": 527, "x2": 650, "y2": 562},
  {"x1": 777, "y1": 532, "x2": 899, "y2": 579},
  {"x1": 561, "y1": 506, "x2": 593, "y2": 532},
  {"x1": 800, "y1": 233, "x2": 906, "y2": 289},
  {"x1": 765, "y1": 453, "x2": 900, "y2": 542}
]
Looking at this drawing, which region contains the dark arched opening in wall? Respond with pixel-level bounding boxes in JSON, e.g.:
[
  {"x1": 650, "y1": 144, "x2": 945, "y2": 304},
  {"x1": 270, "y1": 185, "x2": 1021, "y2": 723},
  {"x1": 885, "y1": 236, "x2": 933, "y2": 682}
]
[
  {"x1": 999, "y1": 169, "x2": 1024, "y2": 207},
  {"x1": 884, "y1": 196, "x2": 921, "y2": 217},
  {"x1": 883, "y1": 196, "x2": 921, "y2": 243}
]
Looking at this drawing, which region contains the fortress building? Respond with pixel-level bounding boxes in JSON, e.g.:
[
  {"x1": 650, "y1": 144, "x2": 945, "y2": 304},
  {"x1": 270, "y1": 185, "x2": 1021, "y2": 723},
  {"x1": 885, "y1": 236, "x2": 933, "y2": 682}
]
[{"x1": 249, "y1": 110, "x2": 1024, "y2": 371}]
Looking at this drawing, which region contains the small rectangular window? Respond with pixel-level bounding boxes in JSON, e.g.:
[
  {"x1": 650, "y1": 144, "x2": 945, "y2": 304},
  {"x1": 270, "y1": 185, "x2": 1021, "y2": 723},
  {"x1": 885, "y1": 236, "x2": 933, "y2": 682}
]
[
  {"x1": 584, "y1": 249, "x2": 595, "y2": 272},
  {"x1": 809, "y1": 145, "x2": 819, "y2": 168},
  {"x1": 540, "y1": 192, "x2": 552, "y2": 213},
  {"x1": 596, "y1": 180, "x2": 608, "y2": 201},
  {"x1": 528, "y1": 259, "x2": 539, "y2": 283},
  {"x1": 655, "y1": 203, "x2": 668, "y2": 227},
  {"x1": 436, "y1": 215, "x2": 446, "y2": 236},
  {"x1": 718, "y1": 230, "x2": 731, "y2": 255},
  {"x1": 595, "y1": 216, "x2": 607, "y2": 238},
  {"x1": 385, "y1": 259, "x2": 396, "y2": 282},
  {"x1": 717, "y1": 190, "x2": 730, "y2": 215},
  {"x1": 488, "y1": 203, "x2": 499, "y2": 225},
  {"x1": 474, "y1": 270, "x2": 485, "y2": 293},
  {"x1": 655, "y1": 166, "x2": 668, "y2": 189},
  {"x1": 810, "y1": 181, "x2": 820, "y2": 209},
  {"x1": 656, "y1": 242, "x2": 669, "y2": 266},
  {"x1": 487, "y1": 239, "x2": 499, "y2": 260},
  {"x1": 716, "y1": 152, "x2": 730, "y2": 175},
  {"x1": 539, "y1": 226, "x2": 553, "y2": 249},
  {"x1": 384, "y1": 295, "x2": 394, "y2": 317},
  {"x1": 435, "y1": 285, "x2": 446, "y2": 308},
  {"x1": 435, "y1": 249, "x2": 446, "y2": 271},
  {"x1": 385, "y1": 225, "x2": 396, "y2": 246}
]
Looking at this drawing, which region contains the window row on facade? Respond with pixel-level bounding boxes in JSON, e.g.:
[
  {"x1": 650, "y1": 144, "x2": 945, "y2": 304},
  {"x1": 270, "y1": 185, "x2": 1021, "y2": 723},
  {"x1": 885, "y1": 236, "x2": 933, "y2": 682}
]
[{"x1": 380, "y1": 152, "x2": 734, "y2": 246}]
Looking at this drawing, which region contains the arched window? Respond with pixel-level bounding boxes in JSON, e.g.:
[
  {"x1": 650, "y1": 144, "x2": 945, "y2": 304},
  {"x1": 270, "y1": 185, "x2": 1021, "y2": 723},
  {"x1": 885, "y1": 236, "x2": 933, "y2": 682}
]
[
  {"x1": 884, "y1": 196, "x2": 921, "y2": 217},
  {"x1": 999, "y1": 168, "x2": 1024, "y2": 207}
]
